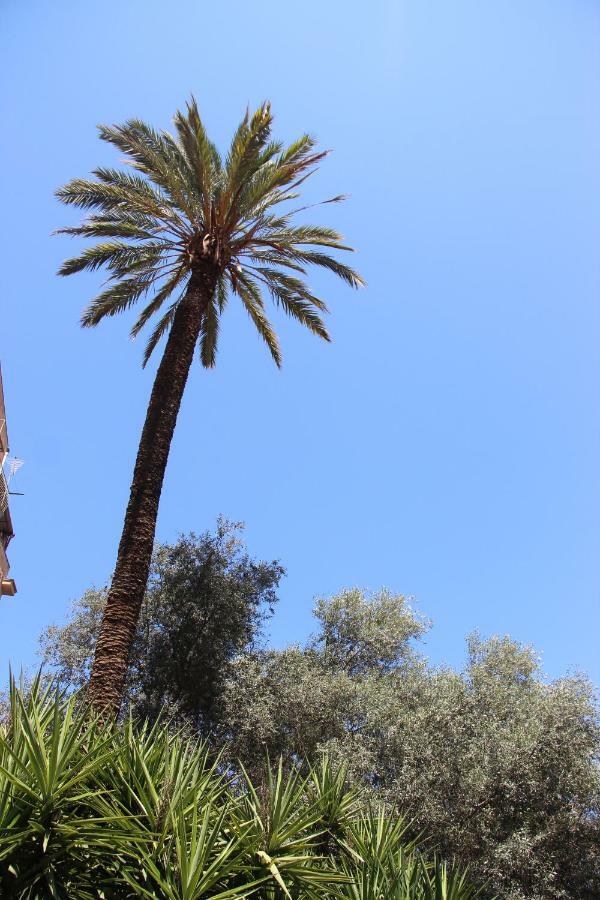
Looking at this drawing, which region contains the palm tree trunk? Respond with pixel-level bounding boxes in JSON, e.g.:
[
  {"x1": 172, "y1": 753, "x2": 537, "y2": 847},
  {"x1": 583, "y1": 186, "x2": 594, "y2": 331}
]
[{"x1": 88, "y1": 269, "x2": 215, "y2": 714}]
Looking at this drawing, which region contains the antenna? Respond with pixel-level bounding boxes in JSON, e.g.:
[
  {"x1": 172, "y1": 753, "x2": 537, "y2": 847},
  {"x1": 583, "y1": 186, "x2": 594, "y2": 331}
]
[{"x1": 6, "y1": 457, "x2": 24, "y2": 495}]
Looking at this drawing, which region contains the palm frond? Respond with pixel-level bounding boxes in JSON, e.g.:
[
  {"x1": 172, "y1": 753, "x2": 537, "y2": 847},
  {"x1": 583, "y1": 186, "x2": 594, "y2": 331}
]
[
  {"x1": 130, "y1": 268, "x2": 188, "y2": 339},
  {"x1": 56, "y1": 175, "x2": 182, "y2": 233},
  {"x1": 229, "y1": 136, "x2": 328, "y2": 227},
  {"x1": 249, "y1": 267, "x2": 331, "y2": 341},
  {"x1": 81, "y1": 273, "x2": 156, "y2": 327},
  {"x1": 262, "y1": 249, "x2": 364, "y2": 288},
  {"x1": 56, "y1": 217, "x2": 159, "y2": 241},
  {"x1": 270, "y1": 290, "x2": 330, "y2": 341},
  {"x1": 200, "y1": 289, "x2": 220, "y2": 368},
  {"x1": 142, "y1": 300, "x2": 180, "y2": 367},
  {"x1": 92, "y1": 167, "x2": 189, "y2": 232},
  {"x1": 235, "y1": 273, "x2": 282, "y2": 367},
  {"x1": 98, "y1": 120, "x2": 196, "y2": 221},
  {"x1": 249, "y1": 267, "x2": 329, "y2": 311},
  {"x1": 216, "y1": 276, "x2": 228, "y2": 313},
  {"x1": 247, "y1": 251, "x2": 306, "y2": 273},
  {"x1": 173, "y1": 96, "x2": 221, "y2": 225},
  {"x1": 59, "y1": 242, "x2": 170, "y2": 278},
  {"x1": 263, "y1": 224, "x2": 353, "y2": 250},
  {"x1": 221, "y1": 103, "x2": 276, "y2": 221}
]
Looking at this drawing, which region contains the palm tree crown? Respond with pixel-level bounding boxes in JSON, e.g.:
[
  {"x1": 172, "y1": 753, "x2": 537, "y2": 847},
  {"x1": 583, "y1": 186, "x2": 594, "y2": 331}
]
[{"x1": 57, "y1": 99, "x2": 363, "y2": 367}]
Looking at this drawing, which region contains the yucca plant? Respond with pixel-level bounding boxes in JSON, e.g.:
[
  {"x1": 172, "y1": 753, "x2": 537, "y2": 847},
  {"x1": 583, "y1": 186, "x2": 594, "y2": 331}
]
[
  {"x1": 0, "y1": 677, "x2": 123, "y2": 897},
  {"x1": 423, "y1": 861, "x2": 487, "y2": 900},
  {"x1": 56, "y1": 99, "x2": 364, "y2": 714},
  {"x1": 337, "y1": 813, "x2": 486, "y2": 900},
  {"x1": 94, "y1": 715, "x2": 224, "y2": 847},
  {"x1": 0, "y1": 685, "x2": 484, "y2": 899},
  {"x1": 306, "y1": 758, "x2": 362, "y2": 858},
  {"x1": 121, "y1": 801, "x2": 260, "y2": 900},
  {"x1": 235, "y1": 758, "x2": 348, "y2": 898}
]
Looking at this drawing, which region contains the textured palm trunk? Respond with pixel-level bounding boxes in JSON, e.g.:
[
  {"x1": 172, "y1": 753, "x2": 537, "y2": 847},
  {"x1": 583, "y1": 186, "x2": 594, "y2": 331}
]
[{"x1": 88, "y1": 268, "x2": 215, "y2": 714}]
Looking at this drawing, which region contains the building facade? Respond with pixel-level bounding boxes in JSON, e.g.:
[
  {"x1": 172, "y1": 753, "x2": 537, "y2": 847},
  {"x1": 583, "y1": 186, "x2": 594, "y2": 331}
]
[{"x1": 0, "y1": 366, "x2": 16, "y2": 596}]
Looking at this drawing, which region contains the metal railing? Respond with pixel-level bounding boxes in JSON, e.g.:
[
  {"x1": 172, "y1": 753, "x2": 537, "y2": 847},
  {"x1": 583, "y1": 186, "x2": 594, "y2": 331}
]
[{"x1": 0, "y1": 468, "x2": 8, "y2": 516}]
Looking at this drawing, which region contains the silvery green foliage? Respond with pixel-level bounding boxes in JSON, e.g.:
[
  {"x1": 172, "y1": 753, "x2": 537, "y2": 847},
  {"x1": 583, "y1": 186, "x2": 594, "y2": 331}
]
[{"x1": 219, "y1": 590, "x2": 600, "y2": 900}]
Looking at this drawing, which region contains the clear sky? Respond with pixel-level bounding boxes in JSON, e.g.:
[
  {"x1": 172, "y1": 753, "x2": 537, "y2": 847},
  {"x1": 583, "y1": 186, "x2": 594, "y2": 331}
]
[{"x1": 1, "y1": 1, "x2": 598, "y2": 685}]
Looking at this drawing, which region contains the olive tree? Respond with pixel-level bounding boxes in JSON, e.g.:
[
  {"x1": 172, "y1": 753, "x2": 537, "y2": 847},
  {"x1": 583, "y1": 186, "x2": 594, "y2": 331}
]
[
  {"x1": 219, "y1": 590, "x2": 600, "y2": 900},
  {"x1": 40, "y1": 518, "x2": 283, "y2": 730}
]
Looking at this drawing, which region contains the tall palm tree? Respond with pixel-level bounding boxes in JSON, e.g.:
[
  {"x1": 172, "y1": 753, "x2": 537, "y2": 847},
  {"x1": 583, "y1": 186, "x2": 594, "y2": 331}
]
[{"x1": 56, "y1": 100, "x2": 363, "y2": 714}]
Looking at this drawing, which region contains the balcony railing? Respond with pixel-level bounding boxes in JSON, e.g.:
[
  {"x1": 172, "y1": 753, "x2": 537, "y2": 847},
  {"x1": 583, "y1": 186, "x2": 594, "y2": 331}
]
[{"x1": 0, "y1": 467, "x2": 8, "y2": 516}]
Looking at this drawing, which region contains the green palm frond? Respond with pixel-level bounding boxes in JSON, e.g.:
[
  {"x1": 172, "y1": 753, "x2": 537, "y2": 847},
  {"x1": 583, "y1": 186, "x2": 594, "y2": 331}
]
[
  {"x1": 173, "y1": 97, "x2": 221, "y2": 223},
  {"x1": 222, "y1": 103, "x2": 275, "y2": 211},
  {"x1": 57, "y1": 174, "x2": 173, "y2": 222},
  {"x1": 200, "y1": 288, "x2": 220, "y2": 368},
  {"x1": 93, "y1": 167, "x2": 188, "y2": 231},
  {"x1": 130, "y1": 267, "x2": 187, "y2": 340},
  {"x1": 244, "y1": 223, "x2": 353, "y2": 251},
  {"x1": 250, "y1": 267, "x2": 329, "y2": 311},
  {"x1": 81, "y1": 273, "x2": 157, "y2": 327},
  {"x1": 216, "y1": 276, "x2": 228, "y2": 313},
  {"x1": 57, "y1": 98, "x2": 363, "y2": 367},
  {"x1": 235, "y1": 273, "x2": 282, "y2": 367},
  {"x1": 60, "y1": 241, "x2": 170, "y2": 278},
  {"x1": 56, "y1": 215, "x2": 159, "y2": 241},
  {"x1": 98, "y1": 119, "x2": 197, "y2": 221},
  {"x1": 264, "y1": 285, "x2": 330, "y2": 342},
  {"x1": 274, "y1": 249, "x2": 364, "y2": 287},
  {"x1": 59, "y1": 241, "x2": 141, "y2": 275},
  {"x1": 142, "y1": 300, "x2": 180, "y2": 367}
]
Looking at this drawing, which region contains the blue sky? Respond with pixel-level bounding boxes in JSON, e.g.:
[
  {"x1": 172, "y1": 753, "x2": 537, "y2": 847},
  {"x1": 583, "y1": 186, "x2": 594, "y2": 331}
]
[{"x1": 1, "y1": 0, "x2": 599, "y2": 685}]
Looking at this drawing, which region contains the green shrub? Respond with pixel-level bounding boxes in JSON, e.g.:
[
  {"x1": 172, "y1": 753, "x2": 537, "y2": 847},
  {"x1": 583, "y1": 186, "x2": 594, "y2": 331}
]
[{"x1": 0, "y1": 679, "x2": 484, "y2": 899}]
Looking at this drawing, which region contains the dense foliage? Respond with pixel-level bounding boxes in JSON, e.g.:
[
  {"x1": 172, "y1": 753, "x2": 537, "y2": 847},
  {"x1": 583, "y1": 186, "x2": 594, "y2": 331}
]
[
  {"x1": 0, "y1": 681, "x2": 482, "y2": 899},
  {"x1": 40, "y1": 538, "x2": 600, "y2": 899},
  {"x1": 220, "y1": 591, "x2": 600, "y2": 900},
  {"x1": 40, "y1": 520, "x2": 283, "y2": 730}
]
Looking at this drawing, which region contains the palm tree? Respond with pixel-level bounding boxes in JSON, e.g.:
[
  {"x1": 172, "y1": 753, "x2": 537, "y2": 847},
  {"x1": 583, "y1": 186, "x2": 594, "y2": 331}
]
[{"x1": 56, "y1": 99, "x2": 363, "y2": 714}]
